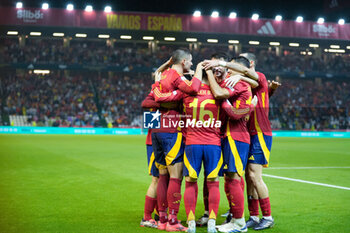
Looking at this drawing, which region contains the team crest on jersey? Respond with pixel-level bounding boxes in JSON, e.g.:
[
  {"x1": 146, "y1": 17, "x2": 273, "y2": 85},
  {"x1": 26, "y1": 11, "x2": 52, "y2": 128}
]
[{"x1": 143, "y1": 110, "x2": 161, "y2": 129}]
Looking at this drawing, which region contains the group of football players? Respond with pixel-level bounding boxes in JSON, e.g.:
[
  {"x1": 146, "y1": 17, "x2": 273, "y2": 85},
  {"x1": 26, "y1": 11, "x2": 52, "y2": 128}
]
[{"x1": 140, "y1": 49, "x2": 280, "y2": 233}]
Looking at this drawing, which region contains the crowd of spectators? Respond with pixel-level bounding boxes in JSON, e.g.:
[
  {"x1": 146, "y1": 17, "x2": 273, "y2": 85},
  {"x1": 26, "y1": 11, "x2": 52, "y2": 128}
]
[
  {"x1": 1, "y1": 38, "x2": 349, "y2": 75},
  {"x1": 2, "y1": 71, "x2": 99, "y2": 127},
  {"x1": 270, "y1": 79, "x2": 350, "y2": 130}
]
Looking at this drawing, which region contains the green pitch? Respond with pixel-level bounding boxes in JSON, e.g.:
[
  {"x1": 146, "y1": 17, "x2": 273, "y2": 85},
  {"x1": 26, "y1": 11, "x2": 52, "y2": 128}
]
[{"x1": 0, "y1": 135, "x2": 349, "y2": 233}]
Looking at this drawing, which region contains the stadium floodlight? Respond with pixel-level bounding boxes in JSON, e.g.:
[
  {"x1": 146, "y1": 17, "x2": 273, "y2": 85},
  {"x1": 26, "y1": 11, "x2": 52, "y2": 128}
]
[
  {"x1": 289, "y1": 43, "x2": 299, "y2": 47},
  {"x1": 338, "y1": 19, "x2": 345, "y2": 25},
  {"x1": 75, "y1": 33, "x2": 87, "y2": 38},
  {"x1": 7, "y1": 31, "x2": 18, "y2": 35},
  {"x1": 30, "y1": 32, "x2": 41, "y2": 36},
  {"x1": 211, "y1": 11, "x2": 219, "y2": 18},
  {"x1": 42, "y1": 3, "x2": 49, "y2": 10},
  {"x1": 85, "y1": 5, "x2": 93, "y2": 12},
  {"x1": 193, "y1": 10, "x2": 201, "y2": 17},
  {"x1": 16, "y1": 2, "x2": 23, "y2": 8},
  {"x1": 229, "y1": 12, "x2": 237, "y2": 18},
  {"x1": 275, "y1": 15, "x2": 282, "y2": 21},
  {"x1": 53, "y1": 32, "x2": 65, "y2": 37},
  {"x1": 296, "y1": 16, "x2": 303, "y2": 23},
  {"x1": 33, "y1": 70, "x2": 50, "y2": 74},
  {"x1": 269, "y1": 42, "x2": 280, "y2": 46},
  {"x1": 207, "y1": 39, "x2": 218, "y2": 43},
  {"x1": 309, "y1": 44, "x2": 319, "y2": 48},
  {"x1": 330, "y1": 45, "x2": 340, "y2": 49},
  {"x1": 308, "y1": 52, "x2": 312, "y2": 55},
  {"x1": 249, "y1": 40, "x2": 260, "y2": 45},
  {"x1": 186, "y1": 38, "x2": 197, "y2": 42},
  {"x1": 143, "y1": 36, "x2": 154, "y2": 40},
  {"x1": 120, "y1": 35, "x2": 132, "y2": 39},
  {"x1": 164, "y1": 37, "x2": 176, "y2": 41},
  {"x1": 228, "y1": 40, "x2": 239, "y2": 44},
  {"x1": 252, "y1": 13, "x2": 259, "y2": 20},
  {"x1": 104, "y1": 6, "x2": 112, "y2": 13},
  {"x1": 98, "y1": 34, "x2": 110, "y2": 39},
  {"x1": 317, "y1": 17, "x2": 324, "y2": 24},
  {"x1": 327, "y1": 49, "x2": 345, "y2": 53},
  {"x1": 66, "y1": 4, "x2": 74, "y2": 11},
  {"x1": 347, "y1": 46, "x2": 350, "y2": 50}
]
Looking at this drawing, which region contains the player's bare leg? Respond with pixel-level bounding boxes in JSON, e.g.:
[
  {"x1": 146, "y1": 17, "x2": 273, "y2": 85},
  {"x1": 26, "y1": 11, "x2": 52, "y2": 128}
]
[
  {"x1": 166, "y1": 162, "x2": 187, "y2": 231},
  {"x1": 141, "y1": 176, "x2": 159, "y2": 228},
  {"x1": 246, "y1": 163, "x2": 274, "y2": 230},
  {"x1": 157, "y1": 168, "x2": 170, "y2": 230}
]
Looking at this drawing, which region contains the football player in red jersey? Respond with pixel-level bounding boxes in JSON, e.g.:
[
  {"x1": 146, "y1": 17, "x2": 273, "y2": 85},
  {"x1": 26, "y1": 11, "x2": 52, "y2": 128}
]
[
  {"x1": 140, "y1": 90, "x2": 160, "y2": 228},
  {"x1": 237, "y1": 53, "x2": 280, "y2": 230},
  {"x1": 204, "y1": 56, "x2": 258, "y2": 233},
  {"x1": 182, "y1": 67, "x2": 223, "y2": 233},
  {"x1": 152, "y1": 49, "x2": 202, "y2": 232},
  {"x1": 139, "y1": 59, "x2": 181, "y2": 229}
]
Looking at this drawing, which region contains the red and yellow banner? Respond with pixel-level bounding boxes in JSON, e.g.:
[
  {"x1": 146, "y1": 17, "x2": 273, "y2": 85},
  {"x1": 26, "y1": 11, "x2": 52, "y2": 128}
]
[{"x1": 0, "y1": 7, "x2": 349, "y2": 40}]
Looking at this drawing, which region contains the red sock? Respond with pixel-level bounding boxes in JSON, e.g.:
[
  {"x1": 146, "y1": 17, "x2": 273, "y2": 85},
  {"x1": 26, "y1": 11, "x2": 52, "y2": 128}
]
[
  {"x1": 207, "y1": 181, "x2": 220, "y2": 219},
  {"x1": 157, "y1": 174, "x2": 169, "y2": 223},
  {"x1": 167, "y1": 178, "x2": 182, "y2": 225},
  {"x1": 203, "y1": 177, "x2": 209, "y2": 212},
  {"x1": 144, "y1": 195, "x2": 157, "y2": 220},
  {"x1": 240, "y1": 177, "x2": 245, "y2": 191},
  {"x1": 154, "y1": 201, "x2": 159, "y2": 216},
  {"x1": 248, "y1": 196, "x2": 259, "y2": 216},
  {"x1": 259, "y1": 197, "x2": 271, "y2": 217},
  {"x1": 184, "y1": 181, "x2": 198, "y2": 221},
  {"x1": 228, "y1": 178, "x2": 245, "y2": 219},
  {"x1": 224, "y1": 176, "x2": 231, "y2": 209}
]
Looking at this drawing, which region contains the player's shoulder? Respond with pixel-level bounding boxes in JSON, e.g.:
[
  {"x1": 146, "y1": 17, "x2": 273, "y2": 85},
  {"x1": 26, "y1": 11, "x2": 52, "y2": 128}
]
[
  {"x1": 257, "y1": 71, "x2": 267, "y2": 82},
  {"x1": 164, "y1": 68, "x2": 181, "y2": 78}
]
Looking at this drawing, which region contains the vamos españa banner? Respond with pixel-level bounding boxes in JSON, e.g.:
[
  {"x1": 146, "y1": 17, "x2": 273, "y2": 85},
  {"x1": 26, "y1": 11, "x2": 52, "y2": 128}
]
[{"x1": 0, "y1": 7, "x2": 349, "y2": 40}]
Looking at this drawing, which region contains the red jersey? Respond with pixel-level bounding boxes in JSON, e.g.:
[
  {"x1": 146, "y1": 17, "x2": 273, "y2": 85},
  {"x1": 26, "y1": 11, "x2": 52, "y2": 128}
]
[
  {"x1": 221, "y1": 80, "x2": 253, "y2": 144},
  {"x1": 153, "y1": 68, "x2": 201, "y2": 133},
  {"x1": 248, "y1": 72, "x2": 272, "y2": 136},
  {"x1": 183, "y1": 83, "x2": 222, "y2": 146}
]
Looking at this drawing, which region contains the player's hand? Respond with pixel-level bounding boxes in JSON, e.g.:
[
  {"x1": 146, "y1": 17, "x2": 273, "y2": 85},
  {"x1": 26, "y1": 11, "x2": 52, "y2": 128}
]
[
  {"x1": 167, "y1": 56, "x2": 174, "y2": 66},
  {"x1": 225, "y1": 74, "x2": 242, "y2": 88},
  {"x1": 268, "y1": 80, "x2": 281, "y2": 90},
  {"x1": 202, "y1": 59, "x2": 220, "y2": 70},
  {"x1": 194, "y1": 62, "x2": 203, "y2": 78},
  {"x1": 154, "y1": 71, "x2": 162, "y2": 82},
  {"x1": 252, "y1": 95, "x2": 258, "y2": 107}
]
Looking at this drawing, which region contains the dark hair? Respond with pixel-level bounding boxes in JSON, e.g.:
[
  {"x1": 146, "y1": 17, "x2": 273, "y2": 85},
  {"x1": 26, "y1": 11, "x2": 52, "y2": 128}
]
[
  {"x1": 172, "y1": 49, "x2": 191, "y2": 64},
  {"x1": 239, "y1": 53, "x2": 257, "y2": 66},
  {"x1": 234, "y1": 56, "x2": 250, "y2": 68},
  {"x1": 211, "y1": 52, "x2": 230, "y2": 61}
]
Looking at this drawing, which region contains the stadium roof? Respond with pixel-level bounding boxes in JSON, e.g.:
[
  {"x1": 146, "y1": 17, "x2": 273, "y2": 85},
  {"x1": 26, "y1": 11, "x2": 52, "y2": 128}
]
[{"x1": 1, "y1": 0, "x2": 349, "y2": 23}]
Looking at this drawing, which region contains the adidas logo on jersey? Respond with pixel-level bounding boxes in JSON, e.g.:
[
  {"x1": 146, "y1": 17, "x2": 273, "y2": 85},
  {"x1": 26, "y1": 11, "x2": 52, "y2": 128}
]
[{"x1": 257, "y1": 22, "x2": 276, "y2": 35}]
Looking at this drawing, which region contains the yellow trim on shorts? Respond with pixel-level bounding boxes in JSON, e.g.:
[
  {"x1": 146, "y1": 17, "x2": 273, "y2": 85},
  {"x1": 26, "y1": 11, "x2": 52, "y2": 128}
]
[
  {"x1": 226, "y1": 122, "x2": 244, "y2": 176},
  {"x1": 254, "y1": 111, "x2": 270, "y2": 167},
  {"x1": 155, "y1": 162, "x2": 167, "y2": 170},
  {"x1": 165, "y1": 132, "x2": 183, "y2": 166},
  {"x1": 184, "y1": 151, "x2": 198, "y2": 179},
  {"x1": 207, "y1": 152, "x2": 223, "y2": 179},
  {"x1": 148, "y1": 152, "x2": 155, "y2": 175}
]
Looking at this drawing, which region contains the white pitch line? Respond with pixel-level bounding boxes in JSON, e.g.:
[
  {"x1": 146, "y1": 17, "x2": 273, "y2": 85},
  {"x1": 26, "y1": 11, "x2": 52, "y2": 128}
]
[
  {"x1": 268, "y1": 166, "x2": 350, "y2": 170},
  {"x1": 263, "y1": 174, "x2": 350, "y2": 191}
]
